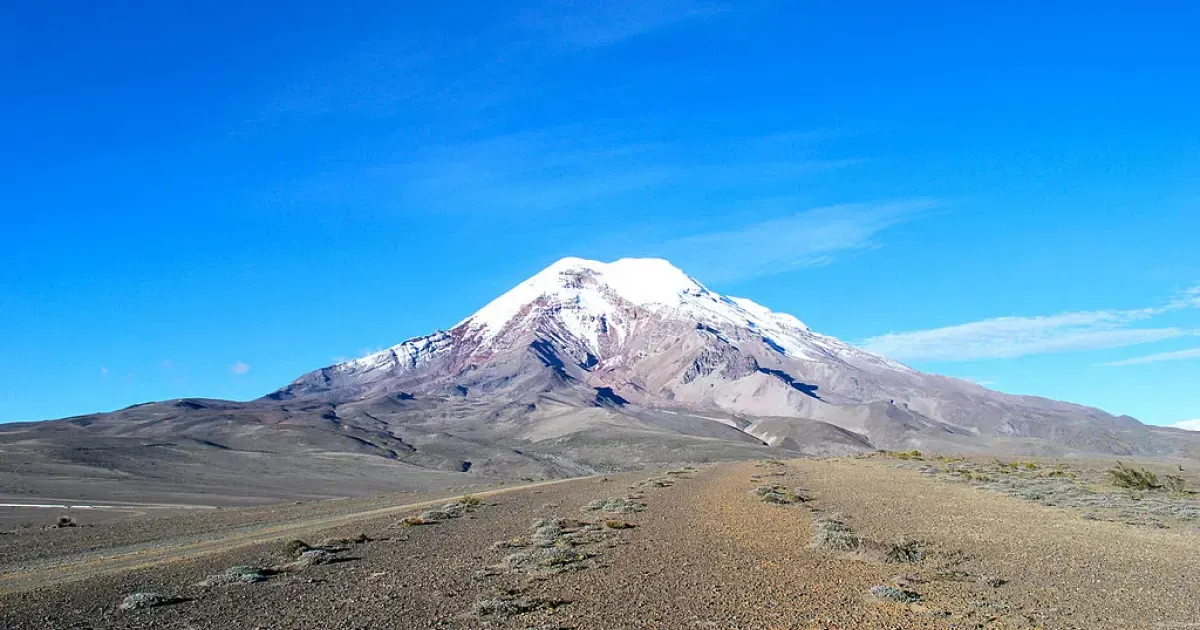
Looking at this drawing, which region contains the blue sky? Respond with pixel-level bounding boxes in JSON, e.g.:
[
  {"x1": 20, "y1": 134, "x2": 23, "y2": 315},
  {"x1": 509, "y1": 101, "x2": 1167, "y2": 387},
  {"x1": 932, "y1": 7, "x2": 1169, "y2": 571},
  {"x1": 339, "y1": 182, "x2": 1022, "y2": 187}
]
[{"x1": 2, "y1": 1, "x2": 1198, "y2": 426}]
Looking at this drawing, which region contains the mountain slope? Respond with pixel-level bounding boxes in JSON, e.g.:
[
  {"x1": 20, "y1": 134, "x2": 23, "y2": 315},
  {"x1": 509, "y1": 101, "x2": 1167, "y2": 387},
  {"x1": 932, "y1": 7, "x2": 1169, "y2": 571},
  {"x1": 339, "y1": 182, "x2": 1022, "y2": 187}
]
[
  {"x1": 4, "y1": 257, "x2": 1196, "y2": 504},
  {"x1": 274, "y1": 257, "x2": 1175, "y2": 455}
]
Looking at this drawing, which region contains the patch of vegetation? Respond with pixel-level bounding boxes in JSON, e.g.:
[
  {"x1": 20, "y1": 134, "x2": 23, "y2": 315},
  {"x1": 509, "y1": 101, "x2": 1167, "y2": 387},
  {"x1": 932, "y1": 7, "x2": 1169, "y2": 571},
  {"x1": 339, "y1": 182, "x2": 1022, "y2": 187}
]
[
  {"x1": 281, "y1": 539, "x2": 312, "y2": 558},
  {"x1": 53, "y1": 515, "x2": 78, "y2": 528},
  {"x1": 501, "y1": 547, "x2": 597, "y2": 575},
  {"x1": 977, "y1": 574, "x2": 1007, "y2": 588},
  {"x1": 603, "y1": 519, "x2": 635, "y2": 529},
  {"x1": 666, "y1": 467, "x2": 697, "y2": 476},
  {"x1": 868, "y1": 585, "x2": 921, "y2": 603},
  {"x1": 1163, "y1": 475, "x2": 1188, "y2": 494},
  {"x1": 955, "y1": 470, "x2": 995, "y2": 483},
  {"x1": 119, "y1": 592, "x2": 177, "y2": 611},
  {"x1": 1107, "y1": 462, "x2": 1161, "y2": 490},
  {"x1": 582, "y1": 497, "x2": 646, "y2": 514},
  {"x1": 486, "y1": 516, "x2": 618, "y2": 576},
  {"x1": 285, "y1": 548, "x2": 338, "y2": 570},
  {"x1": 752, "y1": 484, "x2": 805, "y2": 505},
  {"x1": 884, "y1": 536, "x2": 923, "y2": 564},
  {"x1": 811, "y1": 517, "x2": 861, "y2": 551},
  {"x1": 756, "y1": 459, "x2": 786, "y2": 468},
  {"x1": 409, "y1": 497, "x2": 484, "y2": 524},
  {"x1": 630, "y1": 477, "x2": 674, "y2": 489}
]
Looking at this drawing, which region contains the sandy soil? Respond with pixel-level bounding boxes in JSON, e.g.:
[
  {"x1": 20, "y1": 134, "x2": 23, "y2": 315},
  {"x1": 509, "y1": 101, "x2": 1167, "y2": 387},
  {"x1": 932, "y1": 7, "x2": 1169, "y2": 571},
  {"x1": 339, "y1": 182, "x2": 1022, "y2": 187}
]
[{"x1": 1, "y1": 458, "x2": 1197, "y2": 629}]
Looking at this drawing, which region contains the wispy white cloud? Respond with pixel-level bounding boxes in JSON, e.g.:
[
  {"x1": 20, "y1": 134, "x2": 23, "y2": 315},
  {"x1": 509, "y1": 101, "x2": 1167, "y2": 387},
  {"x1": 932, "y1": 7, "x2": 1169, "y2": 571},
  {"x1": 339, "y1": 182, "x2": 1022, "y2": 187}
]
[
  {"x1": 660, "y1": 201, "x2": 939, "y2": 283},
  {"x1": 517, "y1": 0, "x2": 726, "y2": 50},
  {"x1": 860, "y1": 286, "x2": 1200, "y2": 363},
  {"x1": 231, "y1": 361, "x2": 251, "y2": 375},
  {"x1": 1169, "y1": 419, "x2": 1200, "y2": 431},
  {"x1": 275, "y1": 127, "x2": 864, "y2": 218},
  {"x1": 1102, "y1": 347, "x2": 1200, "y2": 367},
  {"x1": 1168, "y1": 285, "x2": 1200, "y2": 310},
  {"x1": 160, "y1": 359, "x2": 173, "y2": 369},
  {"x1": 99, "y1": 366, "x2": 109, "y2": 378},
  {"x1": 254, "y1": 2, "x2": 728, "y2": 125}
]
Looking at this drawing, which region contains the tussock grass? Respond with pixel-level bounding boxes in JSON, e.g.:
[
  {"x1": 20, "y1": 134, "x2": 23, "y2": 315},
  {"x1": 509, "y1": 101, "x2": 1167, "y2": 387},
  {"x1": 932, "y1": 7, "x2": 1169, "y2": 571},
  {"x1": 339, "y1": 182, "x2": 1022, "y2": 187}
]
[
  {"x1": 582, "y1": 497, "x2": 646, "y2": 514},
  {"x1": 812, "y1": 517, "x2": 861, "y2": 551},
  {"x1": 884, "y1": 536, "x2": 923, "y2": 564},
  {"x1": 752, "y1": 484, "x2": 805, "y2": 505},
  {"x1": 1163, "y1": 475, "x2": 1188, "y2": 494},
  {"x1": 631, "y1": 477, "x2": 674, "y2": 489},
  {"x1": 1107, "y1": 462, "x2": 1161, "y2": 490},
  {"x1": 119, "y1": 592, "x2": 177, "y2": 611},
  {"x1": 281, "y1": 539, "x2": 312, "y2": 558},
  {"x1": 868, "y1": 585, "x2": 921, "y2": 603}
]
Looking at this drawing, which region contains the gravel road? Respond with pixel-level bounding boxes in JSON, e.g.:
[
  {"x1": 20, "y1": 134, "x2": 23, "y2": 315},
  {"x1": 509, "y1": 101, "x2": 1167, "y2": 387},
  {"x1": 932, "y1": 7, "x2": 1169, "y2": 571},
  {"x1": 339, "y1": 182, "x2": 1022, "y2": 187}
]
[{"x1": 2, "y1": 458, "x2": 1197, "y2": 629}]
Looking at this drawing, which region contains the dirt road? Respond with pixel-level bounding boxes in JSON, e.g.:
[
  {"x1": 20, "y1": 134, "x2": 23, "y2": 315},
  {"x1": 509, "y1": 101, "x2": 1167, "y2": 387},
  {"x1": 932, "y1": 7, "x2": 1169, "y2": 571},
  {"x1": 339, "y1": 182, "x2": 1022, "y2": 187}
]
[{"x1": 2, "y1": 459, "x2": 1197, "y2": 629}]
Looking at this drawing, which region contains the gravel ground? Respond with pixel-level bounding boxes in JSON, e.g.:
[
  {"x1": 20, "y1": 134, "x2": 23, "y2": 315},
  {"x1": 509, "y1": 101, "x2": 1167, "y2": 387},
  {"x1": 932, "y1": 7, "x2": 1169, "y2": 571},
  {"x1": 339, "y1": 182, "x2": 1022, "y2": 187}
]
[{"x1": 1, "y1": 459, "x2": 1197, "y2": 629}]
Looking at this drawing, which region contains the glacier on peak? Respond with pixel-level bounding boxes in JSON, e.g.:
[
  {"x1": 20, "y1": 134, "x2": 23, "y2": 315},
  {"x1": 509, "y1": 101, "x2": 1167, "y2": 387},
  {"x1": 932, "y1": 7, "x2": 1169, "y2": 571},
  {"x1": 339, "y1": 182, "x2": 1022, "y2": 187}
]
[
  {"x1": 329, "y1": 256, "x2": 910, "y2": 377},
  {"x1": 457, "y1": 257, "x2": 811, "y2": 346}
]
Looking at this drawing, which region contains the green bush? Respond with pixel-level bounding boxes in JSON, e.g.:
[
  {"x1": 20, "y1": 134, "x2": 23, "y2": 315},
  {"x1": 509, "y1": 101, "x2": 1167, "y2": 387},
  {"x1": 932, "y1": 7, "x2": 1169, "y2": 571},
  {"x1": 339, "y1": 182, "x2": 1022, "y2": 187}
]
[{"x1": 1106, "y1": 462, "x2": 1160, "y2": 490}]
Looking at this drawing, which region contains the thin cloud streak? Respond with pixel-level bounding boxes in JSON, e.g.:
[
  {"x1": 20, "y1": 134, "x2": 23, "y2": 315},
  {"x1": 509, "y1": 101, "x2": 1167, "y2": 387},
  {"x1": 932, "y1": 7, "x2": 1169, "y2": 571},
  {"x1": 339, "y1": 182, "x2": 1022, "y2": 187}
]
[
  {"x1": 1102, "y1": 347, "x2": 1200, "y2": 367},
  {"x1": 231, "y1": 361, "x2": 251, "y2": 375},
  {"x1": 518, "y1": 0, "x2": 726, "y2": 50},
  {"x1": 661, "y1": 201, "x2": 939, "y2": 283},
  {"x1": 861, "y1": 285, "x2": 1200, "y2": 363},
  {"x1": 271, "y1": 128, "x2": 866, "y2": 218}
]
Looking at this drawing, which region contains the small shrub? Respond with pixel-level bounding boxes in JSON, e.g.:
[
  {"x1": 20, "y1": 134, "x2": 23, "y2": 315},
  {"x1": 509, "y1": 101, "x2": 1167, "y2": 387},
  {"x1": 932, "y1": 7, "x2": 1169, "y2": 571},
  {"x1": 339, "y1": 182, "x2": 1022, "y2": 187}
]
[
  {"x1": 752, "y1": 484, "x2": 803, "y2": 505},
  {"x1": 502, "y1": 547, "x2": 595, "y2": 575},
  {"x1": 1107, "y1": 462, "x2": 1161, "y2": 490},
  {"x1": 894, "y1": 450, "x2": 923, "y2": 461},
  {"x1": 868, "y1": 585, "x2": 921, "y2": 603},
  {"x1": 812, "y1": 517, "x2": 861, "y2": 551},
  {"x1": 419, "y1": 509, "x2": 451, "y2": 521},
  {"x1": 459, "y1": 494, "x2": 483, "y2": 508},
  {"x1": 978, "y1": 574, "x2": 1007, "y2": 588},
  {"x1": 884, "y1": 537, "x2": 923, "y2": 563},
  {"x1": 400, "y1": 516, "x2": 427, "y2": 527},
  {"x1": 281, "y1": 539, "x2": 312, "y2": 558},
  {"x1": 288, "y1": 548, "x2": 336, "y2": 569},
  {"x1": 1163, "y1": 475, "x2": 1187, "y2": 494},
  {"x1": 581, "y1": 497, "x2": 646, "y2": 514},
  {"x1": 119, "y1": 592, "x2": 174, "y2": 611},
  {"x1": 54, "y1": 515, "x2": 78, "y2": 528},
  {"x1": 603, "y1": 519, "x2": 635, "y2": 529}
]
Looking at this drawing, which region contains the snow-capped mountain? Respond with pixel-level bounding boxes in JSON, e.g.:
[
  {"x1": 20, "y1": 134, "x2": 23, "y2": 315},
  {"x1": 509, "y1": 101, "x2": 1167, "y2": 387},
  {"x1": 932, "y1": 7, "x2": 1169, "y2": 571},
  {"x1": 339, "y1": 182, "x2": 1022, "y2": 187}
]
[
  {"x1": 272, "y1": 257, "x2": 1155, "y2": 454},
  {"x1": 8, "y1": 257, "x2": 1196, "y2": 501}
]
